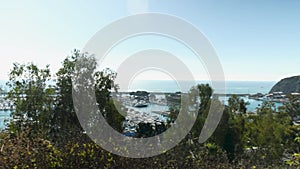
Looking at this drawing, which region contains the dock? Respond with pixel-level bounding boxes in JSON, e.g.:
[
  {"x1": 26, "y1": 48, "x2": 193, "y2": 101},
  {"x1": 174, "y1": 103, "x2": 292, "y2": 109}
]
[{"x1": 115, "y1": 92, "x2": 250, "y2": 97}]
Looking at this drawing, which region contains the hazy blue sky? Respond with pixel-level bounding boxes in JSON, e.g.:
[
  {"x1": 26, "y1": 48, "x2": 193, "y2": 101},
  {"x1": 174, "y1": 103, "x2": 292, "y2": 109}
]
[{"x1": 1, "y1": 0, "x2": 299, "y2": 81}]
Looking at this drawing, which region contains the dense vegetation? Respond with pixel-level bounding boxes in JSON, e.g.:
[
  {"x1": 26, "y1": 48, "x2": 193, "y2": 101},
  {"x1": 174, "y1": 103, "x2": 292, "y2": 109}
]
[
  {"x1": 270, "y1": 75, "x2": 300, "y2": 94},
  {"x1": 0, "y1": 50, "x2": 300, "y2": 168}
]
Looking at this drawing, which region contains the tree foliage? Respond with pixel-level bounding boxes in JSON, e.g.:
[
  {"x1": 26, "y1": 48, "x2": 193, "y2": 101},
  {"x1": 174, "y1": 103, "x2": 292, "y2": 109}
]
[
  {"x1": 1, "y1": 51, "x2": 300, "y2": 168},
  {"x1": 6, "y1": 63, "x2": 54, "y2": 137}
]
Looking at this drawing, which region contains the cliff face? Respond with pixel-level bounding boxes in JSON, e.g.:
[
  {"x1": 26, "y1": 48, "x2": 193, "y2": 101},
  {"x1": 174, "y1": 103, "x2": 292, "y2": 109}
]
[{"x1": 270, "y1": 75, "x2": 300, "y2": 94}]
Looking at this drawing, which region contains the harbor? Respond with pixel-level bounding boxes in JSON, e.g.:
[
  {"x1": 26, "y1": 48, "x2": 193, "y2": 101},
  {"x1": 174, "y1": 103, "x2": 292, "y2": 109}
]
[
  {"x1": 0, "y1": 93, "x2": 14, "y2": 111},
  {"x1": 113, "y1": 91, "x2": 169, "y2": 136},
  {"x1": 0, "y1": 89, "x2": 298, "y2": 130},
  {"x1": 0, "y1": 100, "x2": 14, "y2": 111}
]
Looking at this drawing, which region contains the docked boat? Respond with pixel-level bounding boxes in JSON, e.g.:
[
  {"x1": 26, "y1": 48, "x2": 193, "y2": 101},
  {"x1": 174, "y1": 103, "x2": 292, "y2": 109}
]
[{"x1": 134, "y1": 101, "x2": 149, "y2": 108}]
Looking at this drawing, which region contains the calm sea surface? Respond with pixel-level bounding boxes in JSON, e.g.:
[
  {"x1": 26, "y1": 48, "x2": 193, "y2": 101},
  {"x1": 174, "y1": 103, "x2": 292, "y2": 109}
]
[
  {"x1": 123, "y1": 80, "x2": 276, "y2": 94},
  {"x1": 0, "y1": 80, "x2": 278, "y2": 129},
  {"x1": 0, "y1": 110, "x2": 10, "y2": 130}
]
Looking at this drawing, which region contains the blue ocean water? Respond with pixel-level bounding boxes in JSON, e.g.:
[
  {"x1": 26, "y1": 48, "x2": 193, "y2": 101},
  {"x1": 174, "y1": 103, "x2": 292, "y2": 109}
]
[
  {"x1": 1, "y1": 79, "x2": 276, "y2": 94},
  {"x1": 124, "y1": 80, "x2": 276, "y2": 94},
  {"x1": 0, "y1": 80, "x2": 10, "y2": 129},
  {"x1": 0, "y1": 80, "x2": 278, "y2": 129},
  {"x1": 0, "y1": 110, "x2": 10, "y2": 130}
]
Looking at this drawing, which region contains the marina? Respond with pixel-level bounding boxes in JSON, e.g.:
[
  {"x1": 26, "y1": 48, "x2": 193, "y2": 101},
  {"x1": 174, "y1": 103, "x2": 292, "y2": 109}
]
[
  {"x1": 114, "y1": 92, "x2": 169, "y2": 136},
  {"x1": 0, "y1": 90, "x2": 291, "y2": 130},
  {"x1": 0, "y1": 94, "x2": 14, "y2": 111},
  {"x1": 0, "y1": 81, "x2": 296, "y2": 131},
  {"x1": 0, "y1": 101, "x2": 14, "y2": 111}
]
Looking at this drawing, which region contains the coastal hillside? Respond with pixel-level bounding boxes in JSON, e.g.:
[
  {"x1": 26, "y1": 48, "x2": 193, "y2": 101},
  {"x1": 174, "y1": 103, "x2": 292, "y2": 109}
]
[{"x1": 270, "y1": 75, "x2": 300, "y2": 94}]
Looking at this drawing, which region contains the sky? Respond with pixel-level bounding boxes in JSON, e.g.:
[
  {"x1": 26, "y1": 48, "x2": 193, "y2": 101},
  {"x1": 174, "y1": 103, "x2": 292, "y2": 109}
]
[{"x1": 1, "y1": 0, "x2": 300, "y2": 81}]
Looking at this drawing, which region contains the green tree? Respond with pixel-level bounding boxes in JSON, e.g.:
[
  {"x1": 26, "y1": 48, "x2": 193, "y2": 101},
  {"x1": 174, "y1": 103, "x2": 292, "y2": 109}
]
[
  {"x1": 94, "y1": 68, "x2": 125, "y2": 132},
  {"x1": 188, "y1": 84, "x2": 213, "y2": 139},
  {"x1": 197, "y1": 84, "x2": 213, "y2": 114},
  {"x1": 228, "y1": 94, "x2": 248, "y2": 114},
  {"x1": 284, "y1": 94, "x2": 300, "y2": 120},
  {"x1": 52, "y1": 50, "x2": 83, "y2": 140},
  {"x1": 243, "y1": 101, "x2": 292, "y2": 166},
  {"x1": 6, "y1": 63, "x2": 54, "y2": 136},
  {"x1": 53, "y1": 50, "x2": 125, "y2": 140}
]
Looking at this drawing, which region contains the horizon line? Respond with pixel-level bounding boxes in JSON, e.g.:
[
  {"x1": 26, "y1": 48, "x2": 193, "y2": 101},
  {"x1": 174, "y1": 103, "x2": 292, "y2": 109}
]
[{"x1": 0, "y1": 78, "x2": 277, "y2": 82}]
